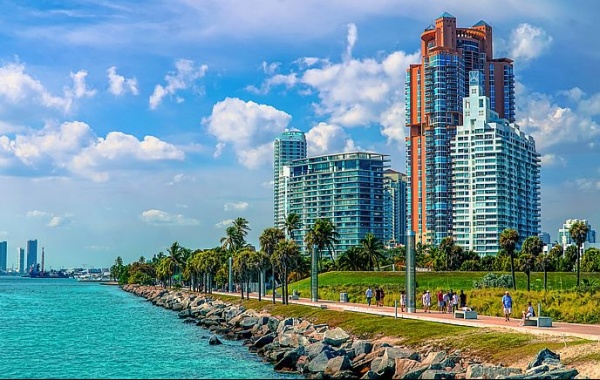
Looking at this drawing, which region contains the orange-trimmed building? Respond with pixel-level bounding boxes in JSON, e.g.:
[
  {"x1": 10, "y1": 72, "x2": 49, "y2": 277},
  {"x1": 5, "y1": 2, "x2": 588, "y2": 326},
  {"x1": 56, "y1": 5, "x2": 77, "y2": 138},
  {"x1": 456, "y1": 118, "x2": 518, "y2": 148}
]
[{"x1": 405, "y1": 12, "x2": 515, "y2": 245}]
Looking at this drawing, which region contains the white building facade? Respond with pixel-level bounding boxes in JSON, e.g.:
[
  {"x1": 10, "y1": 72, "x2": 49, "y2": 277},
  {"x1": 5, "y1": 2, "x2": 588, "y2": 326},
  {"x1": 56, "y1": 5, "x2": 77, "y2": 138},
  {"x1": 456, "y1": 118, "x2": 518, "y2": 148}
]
[
  {"x1": 451, "y1": 71, "x2": 541, "y2": 255},
  {"x1": 557, "y1": 219, "x2": 596, "y2": 247}
]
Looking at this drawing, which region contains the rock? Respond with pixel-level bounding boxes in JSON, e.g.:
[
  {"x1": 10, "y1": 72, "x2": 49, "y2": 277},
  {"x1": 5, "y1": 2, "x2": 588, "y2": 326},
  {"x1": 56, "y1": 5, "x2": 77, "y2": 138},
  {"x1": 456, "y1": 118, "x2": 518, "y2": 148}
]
[
  {"x1": 324, "y1": 355, "x2": 352, "y2": 376},
  {"x1": 323, "y1": 327, "x2": 350, "y2": 347},
  {"x1": 177, "y1": 309, "x2": 192, "y2": 318},
  {"x1": 466, "y1": 364, "x2": 522, "y2": 379},
  {"x1": 307, "y1": 342, "x2": 331, "y2": 360},
  {"x1": 360, "y1": 370, "x2": 381, "y2": 379},
  {"x1": 384, "y1": 347, "x2": 420, "y2": 361},
  {"x1": 309, "y1": 350, "x2": 337, "y2": 373},
  {"x1": 527, "y1": 348, "x2": 562, "y2": 370},
  {"x1": 279, "y1": 332, "x2": 301, "y2": 348},
  {"x1": 182, "y1": 317, "x2": 196, "y2": 324},
  {"x1": 254, "y1": 333, "x2": 275, "y2": 349},
  {"x1": 277, "y1": 318, "x2": 295, "y2": 333},
  {"x1": 274, "y1": 347, "x2": 305, "y2": 371},
  {"x1": 420, "y1": 369, "x2": 455, "y2": 379},
  {"x1": 331, "y1": 370, "x2": 358, "y2": 379},
  {"x1": 240, "y1": 316, "x2": 259, "y2": 329},
  {"x1": 208, "y1": 335, "x2": 222, "y2": 345},
  {"x1": 393, "y1": 358, "x2": 422, "y2": 379},
  {"x1": 352, "y1": 340, "x2": 373, "y2": 357},
  {"x1": 402, "y1": 364, "x2": 430, "y2": 380}
]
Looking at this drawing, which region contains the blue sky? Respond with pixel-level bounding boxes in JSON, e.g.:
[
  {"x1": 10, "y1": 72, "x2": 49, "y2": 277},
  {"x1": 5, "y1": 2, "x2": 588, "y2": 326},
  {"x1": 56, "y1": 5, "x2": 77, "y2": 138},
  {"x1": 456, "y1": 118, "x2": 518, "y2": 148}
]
[{"x1": 1, "y1": 0, "x2": 599, "y2": 269}]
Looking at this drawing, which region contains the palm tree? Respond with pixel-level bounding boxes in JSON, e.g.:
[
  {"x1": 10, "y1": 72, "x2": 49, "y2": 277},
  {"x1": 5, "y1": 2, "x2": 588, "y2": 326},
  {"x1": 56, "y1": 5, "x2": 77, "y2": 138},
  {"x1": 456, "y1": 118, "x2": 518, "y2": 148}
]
[
  {"x1": 259, "y1": 227, "x2": 285, "y2": 304},
  {"x1": 233, "y1": 247, "x2": 255, "y2": 300},
  {"x1": 283, "y1": 212, "x2": 301, "y2": 240},
  {"x1": 520, "y1": 236, "x2": 544, "y2": 291},
  {"x1": 336, "y1": 246, "x2": 368, "y2": 271},
  {"x1": 304, "y1": 218, "x2": 340, "y2": 270},
  {"x1": 499, "y1": 228, "x2": 519, "y2": 290},
  {"x1": 273, "y1": 240, "x2": 300, "y2": 304},
  {"x1": 360, "y1": 233, "x2": 385, "y2": 271},
  {"x1": 167, "y1": 241, "x2": 185, "y2": 285},
  {"x1": 569, "y1": 220, "x2": 589, "y2": 287},
  {"x1": 232, "y1": 217, "x2": 251, "y2": 248}
]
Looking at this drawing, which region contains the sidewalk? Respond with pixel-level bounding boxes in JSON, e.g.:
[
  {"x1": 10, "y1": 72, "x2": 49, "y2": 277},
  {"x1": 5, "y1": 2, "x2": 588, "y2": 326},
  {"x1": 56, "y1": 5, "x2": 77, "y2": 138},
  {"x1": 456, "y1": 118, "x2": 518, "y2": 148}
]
[{"x1": 213, "y1": 291, "x2": 600, "y2": 342}]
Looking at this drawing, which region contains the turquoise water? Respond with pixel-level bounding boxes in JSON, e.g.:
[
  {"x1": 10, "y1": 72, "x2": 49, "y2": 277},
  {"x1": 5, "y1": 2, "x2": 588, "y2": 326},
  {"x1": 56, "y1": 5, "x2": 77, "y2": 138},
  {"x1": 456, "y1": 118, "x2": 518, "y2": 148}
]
[{"x1": 0, "y1": 277, "x2": 299, "y2": 379}]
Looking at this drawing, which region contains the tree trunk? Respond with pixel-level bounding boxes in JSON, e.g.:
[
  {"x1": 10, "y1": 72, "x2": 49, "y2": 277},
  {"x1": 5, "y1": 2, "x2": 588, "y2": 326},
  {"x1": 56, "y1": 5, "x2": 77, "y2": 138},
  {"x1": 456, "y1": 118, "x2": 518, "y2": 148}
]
[
  {"x1": 272, "y1": 264, "x2": 276, "y2": 305},
  {"x1": 257, "y1": 270, "x2": 262, "y2": 302},
  {"x1": 577, "y1": 244, "x2": 581, "y2": 287},
  {"x1": 240, "y1": 277, "x2": 244, "y2": 299},
  {"x1": 246, "y1": 278, "x2": 250, "y2": 300},
  {"x1": 510, "y1": 252, "x2": 516, "y2": 290},
  {"x1": 284, "y1": 265, "x2": 288, "y2": 305},
  {"x1": 544, "y1": 264, "x2": 547, "y2": 291}
]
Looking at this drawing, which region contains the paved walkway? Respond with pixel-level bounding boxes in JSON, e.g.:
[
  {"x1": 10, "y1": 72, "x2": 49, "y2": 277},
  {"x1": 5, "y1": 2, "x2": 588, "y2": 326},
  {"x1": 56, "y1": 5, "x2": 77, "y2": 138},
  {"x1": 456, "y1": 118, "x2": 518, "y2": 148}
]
[{"x1": 213, "y1": 291, "x2": 600, "y2": 342}]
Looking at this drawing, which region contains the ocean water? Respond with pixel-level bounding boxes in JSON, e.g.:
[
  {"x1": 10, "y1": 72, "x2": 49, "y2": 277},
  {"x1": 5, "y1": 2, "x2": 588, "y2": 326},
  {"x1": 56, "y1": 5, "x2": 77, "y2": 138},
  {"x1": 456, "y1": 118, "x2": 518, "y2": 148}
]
[{"x1": 0, "y1": 276, "x2": 299, "y2": 379}]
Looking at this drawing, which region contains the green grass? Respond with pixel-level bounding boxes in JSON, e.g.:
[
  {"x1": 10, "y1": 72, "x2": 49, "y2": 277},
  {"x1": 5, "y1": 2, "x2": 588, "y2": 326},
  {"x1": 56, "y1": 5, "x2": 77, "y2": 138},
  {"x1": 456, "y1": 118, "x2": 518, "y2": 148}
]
[{"x1": 214, "y1": 293, "x2": 591, "y2": 364}]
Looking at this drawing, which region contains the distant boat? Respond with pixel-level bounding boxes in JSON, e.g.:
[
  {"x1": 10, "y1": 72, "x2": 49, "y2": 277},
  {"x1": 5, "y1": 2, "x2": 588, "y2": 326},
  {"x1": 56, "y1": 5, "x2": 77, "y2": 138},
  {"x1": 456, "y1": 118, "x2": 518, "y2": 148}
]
[{"x1": 74, "y1": 274, "x2": 112, "y2": 282}]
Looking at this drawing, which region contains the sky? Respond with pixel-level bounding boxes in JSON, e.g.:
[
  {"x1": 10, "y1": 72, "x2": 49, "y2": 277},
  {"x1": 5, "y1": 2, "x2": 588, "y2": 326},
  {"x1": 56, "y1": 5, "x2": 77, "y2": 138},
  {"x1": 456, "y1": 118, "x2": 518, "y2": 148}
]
[{"x1": 0, "y1": 0, "x2": 599, "y2": 270}]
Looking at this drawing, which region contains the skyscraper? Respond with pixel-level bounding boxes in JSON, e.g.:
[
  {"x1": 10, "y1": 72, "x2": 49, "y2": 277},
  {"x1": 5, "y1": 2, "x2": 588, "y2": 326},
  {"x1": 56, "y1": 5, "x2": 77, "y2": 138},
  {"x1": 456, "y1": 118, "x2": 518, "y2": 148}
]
[
  {"x1": 17, "y1": 248, "x2": 25, "y2": 274},
  {"x1": 284, "y1": 152, "x2": 389, "y2": 258},
  {"x1": 383, "y1": 169, "x2": 408, "y2": 247},
  {"x1": 26, "y1": 239, "x2": 38, "y2": 273},
  {"x1": 451, "y1": 71, "x2": 540, "y2": 255},
  {"x1": 558, "y1": 219, "x2": 596, "y2": 248},
  {"x1": 405, "y1": 12, "x2": 515, "y2": 245},
  {"x1": 0, "y1": 241, "x2": 7, "y2": 271},
  {"x1": 273, "y1": 129, "x2": 307, "y2": 230}
]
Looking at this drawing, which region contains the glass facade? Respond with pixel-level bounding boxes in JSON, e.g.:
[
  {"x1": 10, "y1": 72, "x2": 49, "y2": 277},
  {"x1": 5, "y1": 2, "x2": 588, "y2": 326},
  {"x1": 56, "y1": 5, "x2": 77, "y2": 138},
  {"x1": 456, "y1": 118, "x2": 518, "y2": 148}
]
[
  {"x1": 383, "y1": 169, "x2": 408, "y2": 247},
  {"x1": 285, "y1": 152, "x2": 390, "y2": 257}
]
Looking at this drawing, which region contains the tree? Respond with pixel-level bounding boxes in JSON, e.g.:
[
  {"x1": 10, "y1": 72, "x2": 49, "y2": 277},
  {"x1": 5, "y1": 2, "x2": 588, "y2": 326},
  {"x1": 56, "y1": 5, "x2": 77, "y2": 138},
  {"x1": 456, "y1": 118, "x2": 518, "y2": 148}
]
[
  {"x1": 110, "y1": 256, "x2": 125, "y2": 281},
  {"x1": 520, "y1": 236, "x2": 544, "y2": 291},
  {"x1": 233, "y1": 247, "x2": 255, "y2": 300},
  {"x1": 273, "y1": 240, "x2": 300, "y2": 304},
  {"x1": 336, "y1": 246, "x2": 368, "y2": 271},
  {"x1": 582, "y1": 248, "x2": 600, "y2": 272},
  {"x1": 283, "y1": 212, "x2": 301, "y2": 240},
  {"x1": 259, "y1": 227, "x2": 285, "y2": 304},
  {"x1": 304, "y1": 218, "x2": 339, "y2": 271},
  {"x1": 233, "y1": 217, "x2": 251, "y2": 247},
  {"x1": 499, "y1": 228, "x2": 519, "y2": 290},
  {"x1": 360, "y1": 233, "x2": 385, "y2": 271},
  {"x1": 569, "y1": 220, "x2": 589, "y2": 287}
]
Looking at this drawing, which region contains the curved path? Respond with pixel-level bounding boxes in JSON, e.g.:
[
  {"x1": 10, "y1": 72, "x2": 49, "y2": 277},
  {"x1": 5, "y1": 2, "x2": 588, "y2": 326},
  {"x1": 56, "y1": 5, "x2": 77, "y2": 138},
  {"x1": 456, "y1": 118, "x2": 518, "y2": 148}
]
[{"x1": 213, "y1": 291, "x2": 600, "y2": 342}]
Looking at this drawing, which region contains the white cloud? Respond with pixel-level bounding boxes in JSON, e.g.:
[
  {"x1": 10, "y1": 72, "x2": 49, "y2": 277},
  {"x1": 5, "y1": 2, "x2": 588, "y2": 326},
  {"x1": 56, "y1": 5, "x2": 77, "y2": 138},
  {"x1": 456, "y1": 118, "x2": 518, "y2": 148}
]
[
  {"x1": 224, "y1": 201, "x2": 249, "y2": 212},
  {"x1": 68, "y1": 70, "x2": 96, "y2": 99},
  {"x1": 26, "y1": 210, "x2": 73, "y2": 227},
  {"x1": 215, "y1": 219, "x2": 234, "y2": 228},
  {"x1": 203, "y1": 97, "x2": 292, "y2": 168},
  {"x1": 140, "y1": 209, "x2": 199, "y2": 226},
  {"x1": 149, "y1": 59, "x2": 207, "y2": 109},
  {"x1": 566, "y1": 178, "x2": 600, "y2": 192},
  {"x1": 344, "y1": 23, "x2": 357, "y2": 61},
  {"x1": 47, "y1": 215, "x2": 73, "y2": 228},
  {"x1": 306, "y1": 122, "x2": 357, "y2": 156},
  {"x1": 107, "y1": 66, "x2": 139, "y2": 96},
  {"x1": 167, "y1": 173, "x2": 196, "y2": 186},
  {"x1": 540, "y1": 154, "x2": 566, "y2": 167},
  {"x1": 26, "y1": 210, "x2": 50, "y2": 218},
  {"x1": 507, "y1": 23, "x2": 553, "y2": 63}
]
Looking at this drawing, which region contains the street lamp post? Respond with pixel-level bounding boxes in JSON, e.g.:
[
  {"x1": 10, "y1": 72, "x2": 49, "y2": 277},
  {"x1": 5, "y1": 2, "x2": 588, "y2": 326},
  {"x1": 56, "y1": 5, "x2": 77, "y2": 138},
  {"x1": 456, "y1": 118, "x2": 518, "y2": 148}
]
[
  {"x1": 406, "y1": 230, "x2": 416, "y2": 313},
  {"x1": 228, "y1": 256, "x2": 233, "y2": 292},
  {"x1": 311, "y1": 245, "x2": 318, "y2": 302}
]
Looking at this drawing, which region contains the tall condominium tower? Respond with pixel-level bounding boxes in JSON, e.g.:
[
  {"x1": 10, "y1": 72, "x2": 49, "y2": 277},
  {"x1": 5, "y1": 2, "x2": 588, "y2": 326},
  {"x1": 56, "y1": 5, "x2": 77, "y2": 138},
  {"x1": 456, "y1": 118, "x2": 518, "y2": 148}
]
[
  {"x1": 558, "y1": 219, "x2": 596, "y2": 247},
  {"x1": 451, "y1": 71, "x2": 540, "y2": 255},
  {"x1": 284, "y1": 152, "x2": 389, "y2": 258},
  {"x1": 26, "y1": 239, "x2": 38, "y2": 272},
  {"x1": 406, "y1": 12, "x2": 515, "y2": 245},
  {"x1": 273, "y1": 129, "x2": 307, "y2": 230},
  {"x1": 383, "y1": 169, "x2": 408, "y2": 247},
  {"x1": 17, "y1": 247, "x2": 25, "y2": 274},
  {"x1": 0, "y1": 241, "x2": 7, "y2": 271}
]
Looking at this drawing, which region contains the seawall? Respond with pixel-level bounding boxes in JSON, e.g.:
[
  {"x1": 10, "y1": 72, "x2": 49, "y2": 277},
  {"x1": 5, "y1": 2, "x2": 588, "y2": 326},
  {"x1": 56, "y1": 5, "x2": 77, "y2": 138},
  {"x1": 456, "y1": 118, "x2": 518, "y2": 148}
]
[{"x1": 122, "y1": 284, "x2": 581, "y2": 379}]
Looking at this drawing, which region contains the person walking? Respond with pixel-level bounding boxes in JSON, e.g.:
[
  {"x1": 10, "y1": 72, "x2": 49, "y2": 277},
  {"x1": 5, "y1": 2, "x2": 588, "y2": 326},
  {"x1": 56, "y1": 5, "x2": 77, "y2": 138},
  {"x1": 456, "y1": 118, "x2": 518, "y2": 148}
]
[
  {"x1": 400, "y1": 290, "x2": 406, "y2": 312},
  {"x1": 452, "y1": 292, "x2": 459, "y2": 312},
  {"x1": 422, "y1": 290, "x2": 431, "y2": 313},
  {"x1": 502, "y1": 291, "x2": 513, "y2": 321},
  {"x1": 379, "y1": 287, "x2": 385, "y2": 307},
  {"x1": 437, "y1": 290, "x2": 444, "y2": 313},
  {"x1": 365, "y1": 287, "x2": 373, "y2": 307},
  {"x1": 374, "y1": 286, "x2": 381, "y2": 307},
  {"x1": 459, "y1": 290, "x2": 467, "y2": 308}
]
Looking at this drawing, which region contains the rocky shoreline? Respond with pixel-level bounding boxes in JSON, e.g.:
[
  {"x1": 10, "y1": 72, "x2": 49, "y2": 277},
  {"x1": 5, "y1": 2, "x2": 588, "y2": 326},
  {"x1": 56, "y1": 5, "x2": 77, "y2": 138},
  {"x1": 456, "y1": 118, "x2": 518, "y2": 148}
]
[{"x1": 122, "y1": 284, "x2": 582, "y2": 379}]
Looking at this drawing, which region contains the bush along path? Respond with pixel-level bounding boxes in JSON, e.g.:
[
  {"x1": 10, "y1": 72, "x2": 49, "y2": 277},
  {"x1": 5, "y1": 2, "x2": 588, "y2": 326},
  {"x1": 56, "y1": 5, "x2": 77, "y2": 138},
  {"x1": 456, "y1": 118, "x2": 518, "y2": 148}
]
[{"x1": 122, "y1": 284, "x2": 580, "y2": 379}]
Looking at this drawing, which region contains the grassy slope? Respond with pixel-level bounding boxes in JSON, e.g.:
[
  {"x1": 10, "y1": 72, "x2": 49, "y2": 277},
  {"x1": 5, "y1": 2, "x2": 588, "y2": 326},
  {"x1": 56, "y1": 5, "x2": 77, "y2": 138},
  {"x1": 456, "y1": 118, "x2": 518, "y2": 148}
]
[{"x1": 216, "y1": 294, "x2": 589, "y2": 366}]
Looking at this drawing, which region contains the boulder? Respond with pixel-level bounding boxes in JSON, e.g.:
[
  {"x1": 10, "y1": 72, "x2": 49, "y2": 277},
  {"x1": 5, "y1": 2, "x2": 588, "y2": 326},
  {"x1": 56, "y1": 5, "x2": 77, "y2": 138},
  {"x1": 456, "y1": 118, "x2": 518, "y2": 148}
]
[
  {"x1": 383, "y1": 347, "x2": 419, "y2": 361},
  {"x1": 352, "y1": 340, "x2": 373, "y2": 357},
  {"x1": 274, "y1": 347, "x2": 305, "y2": 371},
  {"x1": 277, "y1": 318, "x2": 295, "y2": 333},
  {"x1": 240, "y1": 316, "x2": 259, "y2": 329},
  {"x1": 254, "y1": 333, "x2": 275, "y2": 349},
  {"x1": 393, "y1": 358, "x2": 423, "y2": 379},
  {"x1": 420, "y1": 369, "x2": 455, "y2": 379},
  {"x1": 307, "y1": 342, "x2": 332, "y2": 360},
  {"x1": 177, "y1": 309, "x2": 192, "y2": 318},
  {"x1": 527, "y1": 348, "x2": 562, "y2": 370},
  {"x1": 325, "y1": 355, "x2": 352, "y2": 376},
  {"x1": 323, "y1": 327, "x2": 350, "y2": 347},
  {"x1": 309, "y1": 350, "x2": 337, "y2": 373},
  {"x1": 208, "y1": 335, "x2": 222, "y2": 345},
  {"x1": 466, "y1": 364, "x2": 522, "y2": 379},
  {"x1": 279, "y1": 332, "x2": 301, "y2": 348}
]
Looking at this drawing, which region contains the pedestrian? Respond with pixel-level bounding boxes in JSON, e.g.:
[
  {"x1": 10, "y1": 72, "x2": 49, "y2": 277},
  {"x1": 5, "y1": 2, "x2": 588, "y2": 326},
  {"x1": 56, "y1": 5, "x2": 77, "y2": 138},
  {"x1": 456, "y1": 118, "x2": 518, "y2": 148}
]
[
  {"x1": 459, "y1": 290, "x2": 467, "y2": 308},
  {"x1": 519, "y1": 302, "x2": 535, "y2": 326},
  {"x1": 452, "y1": 292, "x2": 459, "y2": 312},
  {"x1": 445, "y1": 291, "x2": 453, "y2": 313},
  {"x1": 375, "y1": 286, "x2": 382, "y2": 307},
  {"x1": 365, "y1": 287, "x2": 373, "y2": 307},
  {"x1": 502, "y1": 291, "x2": 513, "y2": 321},
  {"x1": 379, "y1": 287, "x2": 385, "y2": 307},
  {"x1": 443, "y1": 291, "x2": 450, "y2": 313},
  {"x1": 400, "y1": 290, "x2": 406, "y2": 312},
  {"x1": 422, "y1": 290, "x2": 431, "y2": 313},
  {"x1": 437, "y1": 290, "x2": 444, "y2": 313}
]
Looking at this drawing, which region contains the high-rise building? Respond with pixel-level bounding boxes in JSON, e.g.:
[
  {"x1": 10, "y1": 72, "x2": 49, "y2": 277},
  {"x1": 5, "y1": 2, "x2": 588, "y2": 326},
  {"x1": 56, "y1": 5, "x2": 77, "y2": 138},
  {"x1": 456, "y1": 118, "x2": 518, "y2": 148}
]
[
  {"x1": 0, "y1": 241, "x2": 7, "y2": 271},
  {"x1": 558, "y1": 219, "x2": 596, "y2": 247},
  {"x1": 451, "y1": 71, "x2": 540, "y2": 255},
  {"x1": 273, "y1": 129, "x2": 307, "y2": 230},
  {"x1": 26, "y1": 239, "x2": 38, "y2": 273},
  {"x1": 405, "y1": 12, "x2": 515, "y2": 245},
  {"x1": 383, "y1": 169, "x2": 408, "y2": 247},
  {"x1": 539, "y1": 232, "x2": 551, "y2": 246},
  {"x1": 17, "y1": 248, "x2": 25, "y2": 274},
  {"x1": 284, "y1": 152, "x2": 389, "y2": 258}
]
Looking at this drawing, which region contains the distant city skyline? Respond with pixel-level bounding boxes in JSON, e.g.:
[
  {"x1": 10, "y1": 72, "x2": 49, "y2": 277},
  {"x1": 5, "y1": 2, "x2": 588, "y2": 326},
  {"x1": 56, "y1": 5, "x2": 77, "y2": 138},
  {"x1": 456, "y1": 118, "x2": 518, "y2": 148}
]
[{"x1": 0, "y1": 1, "x2": 599, "y2": 268}]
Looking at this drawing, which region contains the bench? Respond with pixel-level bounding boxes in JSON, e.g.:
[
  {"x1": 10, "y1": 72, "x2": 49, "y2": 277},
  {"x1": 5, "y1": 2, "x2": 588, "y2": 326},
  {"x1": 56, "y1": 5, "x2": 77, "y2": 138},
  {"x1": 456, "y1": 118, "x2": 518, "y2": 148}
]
[
  {"x1": 454, "y1": 310, "x2": 478, "y2": 319},
  {"x1": 523, "y1": 316, "x2": 552, "y2": 327}
]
